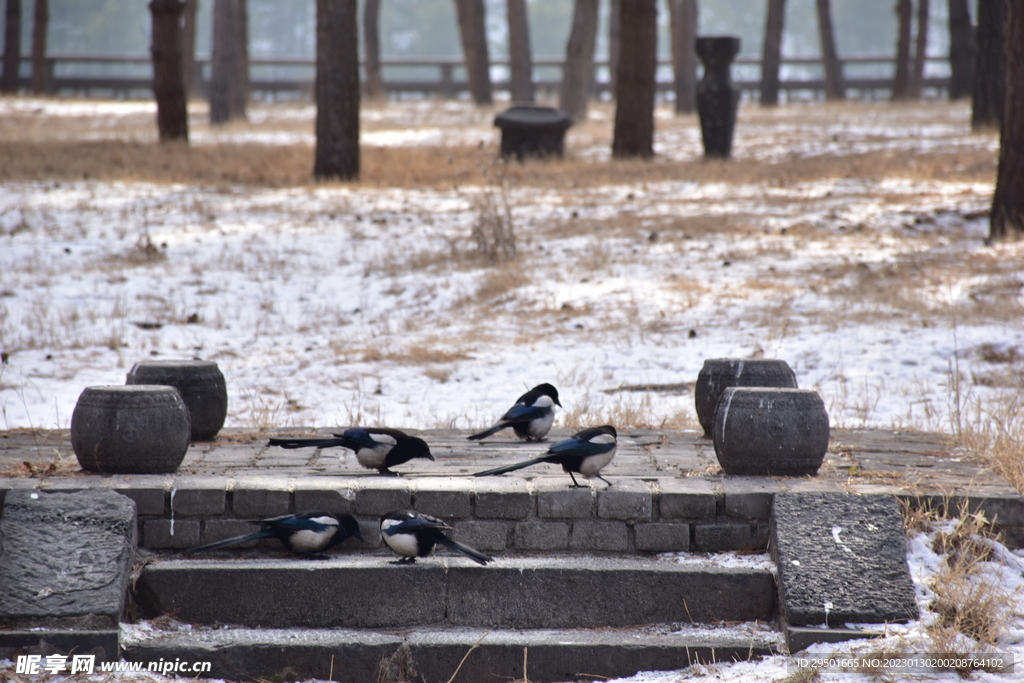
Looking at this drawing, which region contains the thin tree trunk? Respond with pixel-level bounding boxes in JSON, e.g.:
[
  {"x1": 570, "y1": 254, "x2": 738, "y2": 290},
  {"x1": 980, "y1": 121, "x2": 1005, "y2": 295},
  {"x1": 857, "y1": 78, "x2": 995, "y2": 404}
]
[
  {"x1": 30, "y1": 0, "x2": 47, "y2": 94},
  {"x1": 182, "y1": 0, "x2": 198, "y2": 98},
  {"x1": 608, "y1": 0, "x2": 620, "y2": 98},
  {"x1": 314, "y1": 0, "x2": 360, "y2": 180},
  {"x1": 506, "y1": 0, "x2": 533, "y2": 103},
  {"x1": 990, "y1": 0, "x2": 1024, "y2": 240},
  {"x1": 232, "y1": 0, "x2": 248, "y2": 118},
  {"x1": 972, "y1": 0, "x2": 1005, "y2": 130},
  {"x1": 815, "y1": 0, "x2": 844, "y2": 99},
  {"x1": 2, "y1": 0, "x2": 21, "y2": 94},
  {"x1": 669, "y1": 0, "x2": 698, "y2": 113},
  {"x1": 363, "y1": 0, "x2": 384, "y2": 100},
  {"x1": 909, "y1": 0, "x2": 930, "y2": 97},
  {"x1": 209, "y1": 0, "x2": 236, "y2": 123},
  {"x1": 559, "y1": 0, "x2": 599, "y2": 122},
  {"x1": 612, "y1": 0, "x2": 657, "y2": 158},
  {"x1": 149, "y1": 0, "x2": 189, "y2": 142},
  {"x1": 454, "y1": 0, "x2": 492, "y2": 105},
  {"x1": 892, "y1": 0, "x2": 913, "y2": 100},
  {"x1": 947, "y1": 0, "x2": 973, "y2": 100},
  {"x1": 760, "y1": 0, "x2": 786, "y2": 106}
]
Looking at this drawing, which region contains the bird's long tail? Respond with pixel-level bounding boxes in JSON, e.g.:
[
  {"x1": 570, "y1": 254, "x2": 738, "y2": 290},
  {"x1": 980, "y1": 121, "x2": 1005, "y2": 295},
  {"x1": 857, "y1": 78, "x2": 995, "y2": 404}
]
[
  {"x1": 473, "y1": 456, "x2": 548, "y2": 477},
  {"x1": 267, "y1": 437, "x2": 348, "y2": 450},
  {"x1": 434, "y1": 536, "x2": 493, "y2": 565},
  {"x1": 467, "y1": 423, "x2": 507, "y2": 441},
  {"x1": 187, "y1": 529, "x2": 273, "y2": 553}
]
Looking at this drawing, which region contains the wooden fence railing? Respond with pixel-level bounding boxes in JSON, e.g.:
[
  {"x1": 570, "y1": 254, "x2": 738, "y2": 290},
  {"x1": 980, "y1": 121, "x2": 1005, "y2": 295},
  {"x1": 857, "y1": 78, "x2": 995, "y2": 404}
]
[{"x1": 8, "y1": 54, "x2": 951, "y2": 101}]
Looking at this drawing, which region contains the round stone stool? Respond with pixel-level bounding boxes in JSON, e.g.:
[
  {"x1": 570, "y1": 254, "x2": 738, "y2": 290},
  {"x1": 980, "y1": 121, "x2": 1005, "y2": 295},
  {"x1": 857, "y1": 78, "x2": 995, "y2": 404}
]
[
  {"x1": 126, "y1": 360, "x2": 228, "y2": 441},
  {"x1": 694, "y1": 358, "x2": 798, "y2": 438}
]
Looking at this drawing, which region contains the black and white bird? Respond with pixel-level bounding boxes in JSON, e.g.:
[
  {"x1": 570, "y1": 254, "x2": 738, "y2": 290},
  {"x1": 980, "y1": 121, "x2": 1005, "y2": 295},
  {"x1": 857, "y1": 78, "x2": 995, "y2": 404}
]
[
  {"x1": 467, "y1": 383, "x2": 562, "y2": 442},
  {"x1": 473, "y1": 425, "x2": 617, "y2": 487},
  {"x1": 268, "y1": 428, "x2": 434, "y2": 475},
  {"x1": 187, "y1": 511, "x2": 364, "y2": 557},
  {"x1": 380, "y1": 510, "x2": 493, "y2": 565}
]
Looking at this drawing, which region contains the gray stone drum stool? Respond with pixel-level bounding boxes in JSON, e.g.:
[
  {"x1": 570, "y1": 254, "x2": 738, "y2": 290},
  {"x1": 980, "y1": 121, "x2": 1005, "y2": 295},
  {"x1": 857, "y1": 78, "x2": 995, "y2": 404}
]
[
  {"x1": 71, "y1": 385, "x2": 191, "y2": 474},
  {"x1": 694, "y1": 358, "x2": 798, "y2": 438},
  {"x1": 126, "y1": 360, "x2": 228, "y2": 441},
  {"x1": 494, "y1": 105, "x2": 572, "y2": 161},
  {"x1": 713, "y1": 387, "x2": 829, "y2": 476}
]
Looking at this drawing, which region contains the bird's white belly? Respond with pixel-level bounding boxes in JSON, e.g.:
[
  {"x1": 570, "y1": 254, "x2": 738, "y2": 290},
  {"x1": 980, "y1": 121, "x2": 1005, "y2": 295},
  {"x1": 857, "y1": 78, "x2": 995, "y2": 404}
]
[
  {"x1": 356, "y1": 445, "x2": 389, "y2": 469},
  {"x1": 384, "y1": 532, "x2": 419, "y2": 558},
  {"x1": 289, "y1": 528, "x2": 335, "y2": 552},
  {"x1": 580, "y1": 448, "x2": 616, "y2": 478},
  {"x1": 527, "y1": 412, "x2": 554, "y2": 438}
]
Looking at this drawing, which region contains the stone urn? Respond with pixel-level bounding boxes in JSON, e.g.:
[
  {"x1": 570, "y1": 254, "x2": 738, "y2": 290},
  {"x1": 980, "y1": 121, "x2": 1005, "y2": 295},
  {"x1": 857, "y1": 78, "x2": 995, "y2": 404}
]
[
  {"x1": 71, "y1": 385, "x2": 191, "y2": 474},
  {"x1": 695, "y1": 36, "x2": 741, "y2": 158},
  {"x1": 493, "y1": 105, "x2": 573, "y2": 161},
  {"x1": 694, "y1": 358, "x2": 798, "y2": 438},
  {"x1": 126, "y1": 360, "x2": 228, "y2": 441}
]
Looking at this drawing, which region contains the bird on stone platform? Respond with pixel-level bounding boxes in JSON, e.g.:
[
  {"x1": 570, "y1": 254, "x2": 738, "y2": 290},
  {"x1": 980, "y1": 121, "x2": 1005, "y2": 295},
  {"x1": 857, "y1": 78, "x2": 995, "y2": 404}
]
[
  {"x1": 380, "y1": 509, "x2": 493, "y2": 566},
  {"x1": 473, "y1": 425, "x2": 617, "y2": 487},
  {"x1": 267, "y1": 427, "x2": 434, "y2": 475},
  {"x1": 187, "y1": 511, "x2": 363, "y2": 557},
  {"x1": 467, "y1": 383, "x2": 562, "y2": 442}
]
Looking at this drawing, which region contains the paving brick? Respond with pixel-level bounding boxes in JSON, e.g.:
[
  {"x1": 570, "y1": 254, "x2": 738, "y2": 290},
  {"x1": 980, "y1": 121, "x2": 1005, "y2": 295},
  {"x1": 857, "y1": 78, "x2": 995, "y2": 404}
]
[
  {"x1": 232, "y1": 488, "x2": 291, "y2": 517},
  {"x1": 144, "y1": 519, "x2": 200, "y2": 549},
  {"x1": 473, "y1": 478, "x2": 532, "y2": 519},
  {"x1": 693, "y1": 523, "x2": 752, "y2": 551},
  {"x1": 114, "y1": 488, "x2": 166, "y2": 516},
  {"x1": 598, "y1": 480, "x2": 653, "y2": 521},
  {"x1": 293, "y1": 487, "x2": 356, "y2": 515},
  {"x1": 570, "y1": 520, "x2": 628, "y2": 552},
  {"x1": 355, "y1": 519, "x2": 383, "y2": 549},
  {"x1": 635, "y1": 522, "x2": 690, "y2": 552},
  {"x1": 411, "y1": 479, "x2": 473, "y2": 519},
  {"x1": 354, "y1": 479, "x2": 411, "y2": 516},
  {"x1": 723, "y1": 478, "x2": 780, "y2": 520},
  {"x1": 535, "y1": 478, "x2": 592, "y2": 518},
  {"x1": 753, "y1": 521, "x2": 771, "y2": 550},
  {"x1": 200, "y1": 519, "x2": 263, "y2": 548},
  {"x1": 657, "y1": 478, "x2": 717, "y2": 519},
  {"x1": 451, "y1": 520, "x2": 510, "y2": 552},
  {"x1": 514, "y1": 522, "x2": 569, "y2": 550},
  {"x1": 169, "y1": 487, "x2": 226, "y2": 517}
]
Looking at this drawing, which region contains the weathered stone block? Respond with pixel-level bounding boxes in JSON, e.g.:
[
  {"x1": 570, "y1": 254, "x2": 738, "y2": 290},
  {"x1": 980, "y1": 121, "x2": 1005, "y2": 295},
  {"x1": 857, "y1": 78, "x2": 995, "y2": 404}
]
[
  {"x1": 635, "y1": 522, "x2": 690, "y2": 552},
  {"x1": 474, "y1": 479, "x2": 532, "y2": 520},
  {"x1": 114, "y1": 488, "x2": 166, "y2": 516},
  {"x1": 657, "y1": 478, "x2": 717, "y2": 519},
  {"x1": 515, "y1": 522, "x2": 569, "y2": 550},
  {"x1": 293, "y1": 487, "x2": 355, "y2": 515},
  {"x1": 354, "y1": 480, "x2": 411, "y2": 517},
  {"x1": 693, "y1": 523, "x2": 752, "y2": 551},
  {"x1": 144, "y1": 519, "x2": 201, "y2": 549},
  {"x1": 598, "y1": 480, "x2": 653, "y2": 521},
  {"x1": 723, "y1": 478, "x2": 781, "y2": 520},
  {"x1": 411, "y1": 479, "x2": 473, "y2": 519},
  {"x1": 232, "y1": 488, "x2": 290, "y2": 517},
  {"x1": 169, "y1": 487, "x2": 226, "y2": 516},
  {"x1": 452, "y1": 520, "x2": 510, "y2": 552},
  {"x1": 570, "y1": 520, "x2": 628, "y2": 551},
  {"x1": 536, "y1": 479, "x2": 592, "y2": 518}
]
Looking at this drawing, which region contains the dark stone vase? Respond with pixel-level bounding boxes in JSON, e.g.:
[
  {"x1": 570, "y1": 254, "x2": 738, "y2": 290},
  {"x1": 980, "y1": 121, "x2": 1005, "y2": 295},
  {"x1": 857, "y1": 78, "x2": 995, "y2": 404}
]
[
  {"x1": 493, "y1": 105, "x2": 573, "y2": 161},
  {"x1": 126, "y1": 360, "x2": 228, "y2": 441},
  {"x1": 695, "y1": 36, "x2": 741, "y2": 158},
  {"x1": 694, "y1": 358, "x2": 798, "y2": 438}
]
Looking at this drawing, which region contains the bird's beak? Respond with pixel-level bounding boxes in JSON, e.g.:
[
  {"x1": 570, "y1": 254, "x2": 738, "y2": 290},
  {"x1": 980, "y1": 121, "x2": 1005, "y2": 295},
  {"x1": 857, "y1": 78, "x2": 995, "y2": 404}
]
[{"x1": 426, "y1": 452, "x2": 436, "y2": 461}]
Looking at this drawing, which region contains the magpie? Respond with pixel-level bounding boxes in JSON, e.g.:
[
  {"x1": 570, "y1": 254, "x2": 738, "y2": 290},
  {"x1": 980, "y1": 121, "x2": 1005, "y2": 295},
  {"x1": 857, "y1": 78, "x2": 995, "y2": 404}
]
[
  {"x1": 473, "y1": 425, "x2": 617, "y2": 487},
  {"x1": 268, "y1": 427, "x2": 434, "y2": 475},
  {"x1": 380, "y1": 510, "x2": 493, "y2": 565},
  {"x1": 187, "y1": 512, "x2": 364, "y2": 556},
  {"x1": 467, "y1": 383, "x2": 562, "y2": 442}
]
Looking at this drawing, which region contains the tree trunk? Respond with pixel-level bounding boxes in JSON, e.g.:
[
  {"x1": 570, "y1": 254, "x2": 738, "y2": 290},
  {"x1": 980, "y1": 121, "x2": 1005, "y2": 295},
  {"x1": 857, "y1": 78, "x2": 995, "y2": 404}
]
[
  {"x1": 182, "y1": 0, "x2": 198, "y2": 98},
  {"x1": 990, "y1": 0, "x2": 1024, "y2": 240},
  {"x1": 231, "y1": 0, "x2": 248, "y2": 119},
  {"x1": 30, "y1": 0, "x2": 47, "y2": 94},
  {"x1": 815, "y1": 0, "x2": 844, "y2": 99},
  {"x1": 209, "y1": 0, "x2": 236, "y2": 123},
  {"x1": 760, "y1": 0, "x2": 786, "y2": 106},
  {"x1": 608, "y1": 0, "x2": 620, "y2": 98},
  {"x1": 669, "y1": 0, "x2": 698, "y2": 113},
  {"x1": 2, "y1": 0, "x2": 21, "y2": 94},
  {"x1": 909, "y1": 0, "x2": 930, "y2": 97},
  {"x1": 149, "y1": 0, "x2": 189, "y2": 142},
  {"x1": 454, "y1": 0, "x2": 492, "y2": 105},
  {"x1": 314, "y1": 0, "x2": 360, "y2": 180},
  {"x1": 363, "y1": 0, "x2": 384, "y2": 100},
  {"x1": 611, "y1": 0, "x2": 657, "y2": 158},
  {"x1": 506, "y1": 0, "x2": 533, "y2": 103},
  {"x1": 892, "y1": 0, "x2": 913, "y2": 100},
  {"x1": 559, "y1": 0, "x2": 599, "y2": 122},
  {"x1": 946, "y1": 0, "x2": 973, "y2": 100},
  {"x1": 972, "y1": 0, "x2": 1005, "y2": 130}
]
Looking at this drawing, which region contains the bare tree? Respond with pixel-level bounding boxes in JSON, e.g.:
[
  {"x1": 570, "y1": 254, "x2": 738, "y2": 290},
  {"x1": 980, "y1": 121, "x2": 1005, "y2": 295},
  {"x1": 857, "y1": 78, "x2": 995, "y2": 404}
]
[
  {"x1": 149, "y1": 0, "x2": 189, "y2": 142},
  {"x1": 668, "y1": 0, "x2": 698, "y2": 113},
  {"x1": 454, "y1": 0, "x2": 492, "y2": 105},
  {"x1": 760, "y1": 0, "x2": 786, "y2": 106},
  {"x1": 2, "y1": 0, "x2": 21, "y2": 94},
  {"x1": 210, "y1": 0, "x2": 236, "y2": 123},
  {"x1": 990, "y1": 0, "x2": 1024, "y2": 240},
  {"x1": 232, "y1": 0, "x2": 249, "y2": 118},
  {"x1": 363, "y1": 0, "x2": 384, "y2": 100},
  {"x1": 815, "y1": 0, "x2": 843, "y2": 99},
  {"x1": 972, "y1": 0, "x2": 1005, "y2": 130},
  {"x1": 611, "y1": 0, "x2": 657, "y2": 158},
  {"x1": 30, "y1": 0, "x2": 47, "y2": 94},
  {"x1": 314, "y1": 0, "x2": 360, "y2": 180},
  {"x1": 892, "y1": 0, "x2": 913, "y2": 99},
  {"x1": 559, "y1": 0, "x2": 599, "y2": 122},
  {"x1": 909, "y1": 0, "x2": 930, "y2": 97},
  {"x1": 182, "y1": 0, "x2": 198, "y2": 98},
  {"x1": 947, "y1": 0, "x2": 973, "y2": 100},
  {"x1": 506, "y1": 0, "x2": 533, "y2": 103},
  {"x1": 608, "y1": 0, "x2": 620, "y2": 98}
]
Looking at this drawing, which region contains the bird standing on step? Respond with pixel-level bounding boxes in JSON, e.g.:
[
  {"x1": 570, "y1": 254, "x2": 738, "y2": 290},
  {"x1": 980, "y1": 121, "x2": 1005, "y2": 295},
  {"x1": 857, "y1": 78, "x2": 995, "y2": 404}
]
[
  {"x1": 268, "y1": 428, "x2": 434, "y2": 475},
  {"x1": 473, "y1": 425, "x2": 617, "y2": 487},
  {"x1": 380, "y1": 510, "x2": 493, "y2": 565},
  {"x1": 467, "y1": 383, "x2": 562, "y2": 442},
  {"x1": 187, "y1": 511, "x2": 364, "y2": 557}
]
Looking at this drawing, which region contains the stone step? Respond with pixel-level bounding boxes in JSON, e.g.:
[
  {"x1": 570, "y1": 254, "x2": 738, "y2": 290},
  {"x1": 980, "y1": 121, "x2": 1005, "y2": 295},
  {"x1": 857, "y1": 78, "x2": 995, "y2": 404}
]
[
  {"x1": 124, "y1": 624, "x2": 783, "y2": 682},
  {"x1": 135, "y1": 554, "x2": 776, "y2": 629}
]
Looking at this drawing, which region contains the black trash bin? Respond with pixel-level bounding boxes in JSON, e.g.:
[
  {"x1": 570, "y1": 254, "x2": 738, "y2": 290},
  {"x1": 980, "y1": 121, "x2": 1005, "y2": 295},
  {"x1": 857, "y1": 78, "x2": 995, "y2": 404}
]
[{"x1": 493, "y1": 106, "x2": 572, "y2": 161}]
